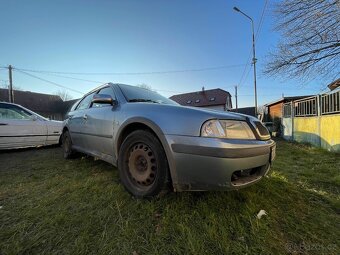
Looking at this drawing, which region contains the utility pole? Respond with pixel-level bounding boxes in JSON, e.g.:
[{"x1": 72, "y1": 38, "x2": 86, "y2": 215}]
[
  {"x1": 233, "y1": 7, "x2": 258, "y2": 117},
  {"x1": 251, "y1": 19, "x2": 258, "y2": 117},
  {"x1": 234, "y1": 85, "x2": 238, "y2": 112},
  {"x1": 8, "y1": 65, "x2": 14, "y2": 103}
]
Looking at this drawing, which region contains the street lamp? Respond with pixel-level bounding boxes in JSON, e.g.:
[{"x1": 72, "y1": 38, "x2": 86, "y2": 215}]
[{"x1": 233, "y1": 6, "x2": 258, "y2": 117}]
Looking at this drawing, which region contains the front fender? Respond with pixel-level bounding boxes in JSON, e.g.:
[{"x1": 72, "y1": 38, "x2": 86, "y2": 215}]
[{"x1": 115, "y1": 117, "x2": 178, "y2": 188}]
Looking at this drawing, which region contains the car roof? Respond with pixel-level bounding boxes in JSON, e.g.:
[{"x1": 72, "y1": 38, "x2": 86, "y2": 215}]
[{"x1": 0, "y1": 101, "x2": 22, "y2": 107}]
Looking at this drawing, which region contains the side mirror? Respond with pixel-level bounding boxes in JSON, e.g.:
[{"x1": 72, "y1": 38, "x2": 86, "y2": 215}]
[
  {"x1": 30, "y1": 115, "x2": 38, "y2": 121},
  {"x1": 91, "y1": 94, "x2": 117, "y2": 105}
]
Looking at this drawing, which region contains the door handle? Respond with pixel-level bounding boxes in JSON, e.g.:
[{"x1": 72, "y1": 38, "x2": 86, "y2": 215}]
[
  {"x1": 83, "y1": 114, "x2": 88, "y2": 120},
  {"x1": 0, "y1": 123, "x2": 8, "y2": 125}
]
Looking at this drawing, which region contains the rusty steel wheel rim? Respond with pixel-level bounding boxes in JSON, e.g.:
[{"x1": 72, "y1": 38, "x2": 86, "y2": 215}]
[{"x1": 127, "y1": 143, "x2": 157, "y2": 186}]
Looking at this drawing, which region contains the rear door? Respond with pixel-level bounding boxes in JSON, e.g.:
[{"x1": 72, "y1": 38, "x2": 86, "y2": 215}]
[{"x1": 0, "y1": 103, "x2": 47, "y2": 149}]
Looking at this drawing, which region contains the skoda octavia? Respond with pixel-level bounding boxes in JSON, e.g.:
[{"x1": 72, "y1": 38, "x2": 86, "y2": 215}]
[{"x1": 62, "y1": 83, "x2": 275, "y2": 197}]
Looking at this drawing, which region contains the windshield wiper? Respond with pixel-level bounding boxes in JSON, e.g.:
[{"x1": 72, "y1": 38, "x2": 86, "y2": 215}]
[{"x1": 128, "y1": 99, "x2": 159, "y2": 103}]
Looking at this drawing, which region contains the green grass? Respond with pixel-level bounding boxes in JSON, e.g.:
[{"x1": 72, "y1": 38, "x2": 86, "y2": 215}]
[{"x1": 0, "y1": 140, "x2": 339, "y2": 255}]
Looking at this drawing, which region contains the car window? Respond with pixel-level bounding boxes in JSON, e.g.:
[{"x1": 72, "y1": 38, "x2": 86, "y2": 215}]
[
  {"x1": 0, "y1": 104, "x2": 32, "y2": 120},
  {"x1": 118, "y1": 84, "x2": 178, "y2": 105},
  {"x1": 92, "y1": 86, "x2": 116, "y2": 108},
  {"x1": 76, "y1": 92, "x2": 96, "y2": 110}
]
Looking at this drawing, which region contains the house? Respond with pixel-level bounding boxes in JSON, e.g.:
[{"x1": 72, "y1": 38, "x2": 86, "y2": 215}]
[
  {"x1": 328, "y1": 78, "x2": 340, "y2": 91},
  {"x1": 0, "y1": 89, "x2": 77, "y2": 120},
  {"x1": 170, "y1": 88, "x2": 232, "y2": 111},
  {"x1": 264, "y1": 95, "x2": 313, "y2": 121},
  {"x1": 230, "y1": 107, "x2": 256, "y2": 117},
  {"x1": 62, "y1": 99, "x2": 79, "y2": 118}
]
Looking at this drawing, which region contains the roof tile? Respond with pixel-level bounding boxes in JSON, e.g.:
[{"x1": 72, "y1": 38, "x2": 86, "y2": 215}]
[{"x1": 170, "y1": 88, "x2": 231, "y2": 107}]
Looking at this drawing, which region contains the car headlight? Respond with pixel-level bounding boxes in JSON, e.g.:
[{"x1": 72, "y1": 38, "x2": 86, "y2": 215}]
[{"x1": 201, "y1": 119, "x2": 256, "y2": 139}]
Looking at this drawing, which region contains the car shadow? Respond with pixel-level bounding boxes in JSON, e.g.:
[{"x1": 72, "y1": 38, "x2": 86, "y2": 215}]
[{"x1": 0, "y1": 144, "x2": 61, "y2": 154}]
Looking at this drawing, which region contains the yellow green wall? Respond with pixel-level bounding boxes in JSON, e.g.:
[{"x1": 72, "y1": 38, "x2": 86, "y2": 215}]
[
  {"x1": 320, "y1": 114, "x2": 340, "y2": 152},
  {"x1": 293, "y1": 117, "x2": 320, "y2": 147},
  {"x1": 292, "y1": 114, "x2": 340, "y2": 152}
]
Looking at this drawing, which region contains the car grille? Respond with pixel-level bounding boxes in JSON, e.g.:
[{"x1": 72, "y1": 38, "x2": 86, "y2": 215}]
[
  {"x1": 231, "y1": 167, "x2": 262, "y2": 186},
  {"x1": 253, "y1": 121, "x2": 270, "y2": 139}
]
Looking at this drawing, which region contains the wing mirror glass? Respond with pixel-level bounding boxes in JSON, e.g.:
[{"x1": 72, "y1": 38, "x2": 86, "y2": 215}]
[{"x1": 92, "y1": 94, "x2": 117, "y2": 105}]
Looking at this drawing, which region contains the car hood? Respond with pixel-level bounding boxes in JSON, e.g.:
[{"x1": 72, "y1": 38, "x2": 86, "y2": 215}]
[
  {"x1": 138, "y1": 103, "x2": 255, "y2": 120},
  {"x1": 121, "y1": 102, "x2": 257, "y2": 136},
  {"x1": 180, "y1": 105, "x2": 253, "y2": 120}
]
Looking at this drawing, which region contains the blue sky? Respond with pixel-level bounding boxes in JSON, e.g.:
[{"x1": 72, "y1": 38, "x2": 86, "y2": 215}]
[{"x1": 0, "y1": 0, "x2": 328, "y2": 107}]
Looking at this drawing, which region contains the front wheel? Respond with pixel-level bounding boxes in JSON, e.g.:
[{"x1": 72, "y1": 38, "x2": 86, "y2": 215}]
[{"x1": 118, "y1": 130, "x2": 170, "y2": 198}]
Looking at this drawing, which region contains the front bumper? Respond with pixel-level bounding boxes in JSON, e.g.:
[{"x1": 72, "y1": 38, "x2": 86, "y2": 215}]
[{"x1": 165, "y1": 135, "x2": 276, "y2": 191}]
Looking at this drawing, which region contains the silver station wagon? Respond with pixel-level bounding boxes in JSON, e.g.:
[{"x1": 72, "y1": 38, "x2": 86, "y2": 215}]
[{"x1": 62, "y1": 83, "x2": 276, "y2": 197}]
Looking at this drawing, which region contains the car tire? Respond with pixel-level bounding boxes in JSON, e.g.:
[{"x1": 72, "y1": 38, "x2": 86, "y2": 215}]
[
  {"x1": 62, "y1": 130, "x2": 75, "y2": 159},
  {"x1": 118, "y1": 130, "x2": 170, "y2": 198}
]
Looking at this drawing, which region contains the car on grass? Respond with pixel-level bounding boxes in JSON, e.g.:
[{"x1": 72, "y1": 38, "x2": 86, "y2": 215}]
[
  {"x1": 62, "y1": 83, "x2": 276, "y2": 197},
  {"x1": 0, "y1": 102, "x2": 63, "y2": 149}
]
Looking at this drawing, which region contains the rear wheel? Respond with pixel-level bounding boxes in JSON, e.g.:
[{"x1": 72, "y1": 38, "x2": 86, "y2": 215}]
[
  {"x1": 62, "y1": 130, "x2": 75, "y2": 159},
  {"x1": 118, "y1": 130, "x2": 170, "y2": 198}
]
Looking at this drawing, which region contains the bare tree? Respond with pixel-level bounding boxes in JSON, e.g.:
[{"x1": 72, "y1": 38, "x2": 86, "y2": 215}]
[
  {"x1": 0, "y1": 83, "x2": 22, "y2": 90},
  {"x1": 136, "y1": 83, "x2": 153, "y2": 91},
  {"x1": 265, "y1": 0, "x2": 340, "y2": 83},
  {"x1": 56, "y1": 90, "x2": 73, "y2": 101}
]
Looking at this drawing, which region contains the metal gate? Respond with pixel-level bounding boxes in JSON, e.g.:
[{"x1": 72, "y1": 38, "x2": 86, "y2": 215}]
[{"x1": 282, "y1": 102, "x2": 293, "y2": 140}]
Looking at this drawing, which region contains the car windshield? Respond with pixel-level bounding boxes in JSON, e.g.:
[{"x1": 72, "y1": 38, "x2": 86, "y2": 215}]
[{"x1": 118, "y1": 84, "x2": 178, "y2": 105}]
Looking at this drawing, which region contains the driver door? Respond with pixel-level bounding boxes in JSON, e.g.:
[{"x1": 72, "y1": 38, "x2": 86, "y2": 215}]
[
  {"x1": 83, "y1": 86, "x2": 117, "y2": 159},
  {"x1": 67, "y1": 92, "x2": 96, "y2": 149}
]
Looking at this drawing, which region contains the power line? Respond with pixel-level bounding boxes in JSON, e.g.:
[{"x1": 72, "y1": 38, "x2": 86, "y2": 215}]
[
  {"x1": 237, "y1": 0, "x2": 268, "y2": 88},
  {"x1": 15, "y1": 68, "x2": 105, "y2": 84},
  {"x1": 13, "y1": 68, "x2": 232, "y2": 95},
  {"x1": 239, "y1": 65, "x2": 252, "y2": 88},
  {"x1": 14, "y1": 69, "x2": 85, "y2": 95},
  {"x1": 14, "y1": 63, "x2": 247, "y2": 76},
  {"x1": 9, "y1": 67, "x2": 237, "y2": 96},
  {"x1": 255, "y1": 0, "x2": 268, "y2": 42}
]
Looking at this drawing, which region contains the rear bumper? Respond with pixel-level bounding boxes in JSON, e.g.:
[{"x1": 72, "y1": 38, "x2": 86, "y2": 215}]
[{"x1": 165, "y1": 135, "x2": 276, "y2": 191}]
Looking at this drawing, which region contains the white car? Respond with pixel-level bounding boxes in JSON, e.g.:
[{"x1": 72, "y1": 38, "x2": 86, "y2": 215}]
[{"x1": 0, "y1": 102, "x2": 63, "y2": 150}]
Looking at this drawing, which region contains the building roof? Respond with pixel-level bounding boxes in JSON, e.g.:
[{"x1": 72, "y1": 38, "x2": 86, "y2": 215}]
[
  {"x1": 170, "y1": 88, "x2": 231, "y2": 107},
  {"x1": 264, "y1": 95, "x2": 313, "y2": 107},
  {"x1": 327, "y1": 78, "x2": 340, "y2": 91},
  {"x1": 230, "y1": 107, "x2": 256, "y2": 117},
  {"x1": 0, "y1": 89, "x2": 63, "y2": 113}
]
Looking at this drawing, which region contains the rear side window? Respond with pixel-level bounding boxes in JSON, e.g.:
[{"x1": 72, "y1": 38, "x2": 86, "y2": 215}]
[{"x1": 76, "y1": 92, "x2": 96, "y2": 110}]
